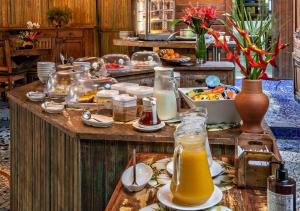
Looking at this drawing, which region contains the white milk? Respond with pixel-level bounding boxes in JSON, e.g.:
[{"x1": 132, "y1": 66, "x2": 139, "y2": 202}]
[{"x1": 154, "y1": 90, "x2": 177, "y2": 120}]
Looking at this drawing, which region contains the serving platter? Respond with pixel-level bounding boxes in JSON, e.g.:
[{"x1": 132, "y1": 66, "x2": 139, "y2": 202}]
[{"x1": 178, "y1": 87, "x2": 241, "y2": 124}]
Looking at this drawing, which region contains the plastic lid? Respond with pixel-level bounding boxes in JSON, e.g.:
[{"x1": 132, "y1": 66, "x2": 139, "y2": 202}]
[
  {"x1": 126, "y1": 86, "x2": 153, "y2": 98},
  {"x1": 113, "y1": 94, "x2": 137, "y2": 102},
  {"x1": 96, "y1": 90, "x2": 119, "y2": 98},
  {"x1": 111, "y1": 83, "x2": 139, "y2": 91}
]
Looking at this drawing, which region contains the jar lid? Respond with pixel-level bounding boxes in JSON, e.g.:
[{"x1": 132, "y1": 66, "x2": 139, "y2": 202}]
[
  {"x1": 111, "y1": 82, "x2": 139, "y2": 91},
  {"x1": 126, "y1": 86, "x2": 153, "y2": 98},
  {"x1": 113, "y1": 94, "x2": 137, "y2": 102},
  {"x1": 96, "y1": 90, "x2": 119, "y2": 98}
]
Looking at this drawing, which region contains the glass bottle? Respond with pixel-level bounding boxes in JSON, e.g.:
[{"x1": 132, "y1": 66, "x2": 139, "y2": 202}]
[
  {"x1": 153, "y1": 67, "x2": 178, "y2": 121},
  {"x1": 171, "y1": 108, "x2": 214, "y2": 205}
]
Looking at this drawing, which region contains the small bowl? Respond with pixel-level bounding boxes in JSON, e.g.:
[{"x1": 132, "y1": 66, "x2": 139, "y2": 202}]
[
  {"x1": 121, "y1": 163, "x2": 153, "y2": 192},
  {"x1": 26, "y1": 91, "x2": 46, "y2": 101}
]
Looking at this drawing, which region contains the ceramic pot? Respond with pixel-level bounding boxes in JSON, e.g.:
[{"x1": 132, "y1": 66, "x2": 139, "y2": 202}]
[{"x1": 235, "y1": 79, "x2": 269, "y2": 133}]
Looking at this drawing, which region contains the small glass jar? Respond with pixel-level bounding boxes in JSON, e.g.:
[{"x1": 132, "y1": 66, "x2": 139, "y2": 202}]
[
  {"x1": 113, "y1": 94, "x2": 137, "y2": 122},
  {"x1": 139, "y1": 97, "x2": 161, "y2": 126}
]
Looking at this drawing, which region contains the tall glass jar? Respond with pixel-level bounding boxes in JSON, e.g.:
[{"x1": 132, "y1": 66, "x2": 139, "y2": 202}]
[
  {"x1": 153, "y1": 67, "x2": 178, "y2": 121},
  {"x1": 171, "y1": 108, "x2": 214, "y2": 205}
]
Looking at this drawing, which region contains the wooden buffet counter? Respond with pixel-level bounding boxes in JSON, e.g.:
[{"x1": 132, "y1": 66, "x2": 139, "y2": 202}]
[
  {"x1": 8, "y1": 81, "x2": 273, "y2": 211},
  {"x1": 111, "y1": 61, "x2": 235, "y2": 87}
]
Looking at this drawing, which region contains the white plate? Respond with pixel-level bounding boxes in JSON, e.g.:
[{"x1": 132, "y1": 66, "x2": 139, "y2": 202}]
[
  {"x1": 166, "y1": 160, "x2": 223, "y2": 178},
  {"x1": 132, "y1": 121, "x2": 165, "y2": 132},
  {"x1": 26, "y1": 92, "x2": 46, "y2": 101},
  {"x1": 157, "y1": 183, "x2": 223, "y2": 211},
  {"x1": 81, "y1": 114, "x2": 113, "y2": 128},
  {"x1": 41, "y1": 102, "x2": 64, "y2": 114}
]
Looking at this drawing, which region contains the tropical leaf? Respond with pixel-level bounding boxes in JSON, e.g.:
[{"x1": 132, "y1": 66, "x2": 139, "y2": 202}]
[{"x1": 170, "y1": 19, "x2": 183, "y2": 28}]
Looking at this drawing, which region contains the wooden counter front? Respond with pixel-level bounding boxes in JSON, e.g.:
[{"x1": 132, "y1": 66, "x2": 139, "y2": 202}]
[
  {"x1": 8, "y1": 81, "x2": 272, "y2": 211},
  {"x1": 111, "y1": 61, "x2": 235, "y2": 87}
]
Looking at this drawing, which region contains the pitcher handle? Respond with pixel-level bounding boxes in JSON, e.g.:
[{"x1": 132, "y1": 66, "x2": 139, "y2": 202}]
[{"x1": 173, "y1": 144, "x2": 183, "y2": 190}]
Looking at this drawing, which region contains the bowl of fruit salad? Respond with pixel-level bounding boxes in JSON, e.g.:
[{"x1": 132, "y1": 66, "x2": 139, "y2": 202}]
[{"x1": 179, "y1": 85, "x2": 241, "y2": 124}]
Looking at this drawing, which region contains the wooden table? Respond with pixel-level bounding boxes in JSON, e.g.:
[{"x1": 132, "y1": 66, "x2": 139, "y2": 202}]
[
  {"x1": 113, "y1": 38, "x2": 237, "y2": 49},
  {"x1": 8, "y1": 81, "x2": 274, "y2": 211},
  {"x1": 10, "y1": 48, "x2": 52, "y2": 57},
  {"x1": 106, "y1": 153, "x2": 268, "y2": 211}
]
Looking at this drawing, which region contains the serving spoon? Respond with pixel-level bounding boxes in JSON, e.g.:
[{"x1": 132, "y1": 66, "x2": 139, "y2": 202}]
[{"x1": 82, "y1": 110, "x2": 103, "y2": 122}]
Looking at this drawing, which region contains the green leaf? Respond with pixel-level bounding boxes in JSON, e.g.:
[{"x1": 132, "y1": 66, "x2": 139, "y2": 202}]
[
  {"x1": 170, "y1": 19, "x2": 183, "y2": 27},
  {"x1": 191, "y1": 17, "x2": 202, "y2": 34}
]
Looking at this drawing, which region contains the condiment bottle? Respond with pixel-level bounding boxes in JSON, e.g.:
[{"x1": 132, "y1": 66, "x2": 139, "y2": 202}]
[
  {"x1": 268, "y1": 161, "x2": 296, "y2": 211},
  {"x1": 138, "y1": 97, "x2": 161, "y2": 126}
]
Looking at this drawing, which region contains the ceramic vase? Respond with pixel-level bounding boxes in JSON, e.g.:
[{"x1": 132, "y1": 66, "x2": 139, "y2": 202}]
[{"x1": 235, "y1": 79, "x2": 269, "y2": 133}]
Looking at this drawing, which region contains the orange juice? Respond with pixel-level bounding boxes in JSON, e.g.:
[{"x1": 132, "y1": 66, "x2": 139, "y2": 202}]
[{"x1": 170, "y1": 135, "x2": 214, "y2": 205}]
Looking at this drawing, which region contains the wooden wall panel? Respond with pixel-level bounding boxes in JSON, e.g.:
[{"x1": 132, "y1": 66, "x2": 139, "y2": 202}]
[
  {"x1": 0, "y1": 0, "x2": 96, "y2": 28},
  {"x1": 0, "y1": 0, "x2": 10, "y2": 27},
  {"x1": 9, "y1": 0, "x2": 48, "y2": 27},
  {"x1": 295, "y1": 0, "x2": 300, "y2": 31},
  {"x1": 99, "y1": 0, "x2": 133, "y2": 31},
  {"x1": 100, "y1": 32, "x2": 131, "y2": 55},
  {"x1": 50, "y1": 0, "x2": 96, "y2": 26},
  {"x1": 98, "y1": 0, "x2": 134, "y2": 55},
  {"x1": 273, "y1": 0, "x2": 294, "y2": 79}
]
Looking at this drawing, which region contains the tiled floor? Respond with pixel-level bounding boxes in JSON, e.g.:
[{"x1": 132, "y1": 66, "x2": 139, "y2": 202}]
[{"x1": 0, "y1": 80, "x2": 300, "y2": 209}]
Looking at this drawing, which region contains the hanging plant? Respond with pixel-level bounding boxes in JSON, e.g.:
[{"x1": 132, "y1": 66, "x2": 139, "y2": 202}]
[{"x1": 47, "y1": 7, "x2": 72, "y2": 28}]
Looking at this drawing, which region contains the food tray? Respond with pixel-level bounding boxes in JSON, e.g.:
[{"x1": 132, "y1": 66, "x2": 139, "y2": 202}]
[{"x1": 178, "y1": 87, "x2": 241, "y2": 124}]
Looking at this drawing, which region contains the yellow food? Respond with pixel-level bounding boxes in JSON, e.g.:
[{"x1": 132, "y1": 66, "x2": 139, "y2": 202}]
[{"x1": 77, "y1": 90, "x2": 97, "y2": 103}]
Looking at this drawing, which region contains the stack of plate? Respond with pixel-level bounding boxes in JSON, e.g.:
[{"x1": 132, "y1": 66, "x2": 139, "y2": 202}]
[{"x1": 37, "y1": 62, "x2": 56, "y2": 83}]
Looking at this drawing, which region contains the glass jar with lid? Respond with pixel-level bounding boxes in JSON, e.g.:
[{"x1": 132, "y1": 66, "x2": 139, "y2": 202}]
[
  {"x1": 65, "y1": 77, "x2": 118, "y2": 107},
  {"x1": 102, "y1": 54, "x2": 131, "y2": 72},
  {"x1": 171, "y1": 107, "x2": 214, "y2": 205},
  {"x1": 46, "y1": 70, "x2": 85, "y2": 98},
  {"x1": 153, "y1": 67, "x2": 178, "y2": 120},
  {"x1": 131, "y1": 51, "x2": 161, "y2": 69}
]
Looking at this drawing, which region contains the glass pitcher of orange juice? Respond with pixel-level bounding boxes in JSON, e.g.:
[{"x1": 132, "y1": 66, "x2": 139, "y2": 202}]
[{"x1": 170, "y1": 109, "x2": 214, "y2": 205}]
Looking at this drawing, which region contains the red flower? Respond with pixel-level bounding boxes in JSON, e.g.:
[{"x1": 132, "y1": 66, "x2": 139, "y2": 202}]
[{"x1": 201, "y1": 7, "x2": 216, "y2": 20}]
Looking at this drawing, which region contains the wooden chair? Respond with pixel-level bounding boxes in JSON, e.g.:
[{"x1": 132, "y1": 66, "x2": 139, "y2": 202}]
[{"x1": 0, "y1": 40, "x2": 27, "y2": 97}]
